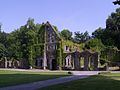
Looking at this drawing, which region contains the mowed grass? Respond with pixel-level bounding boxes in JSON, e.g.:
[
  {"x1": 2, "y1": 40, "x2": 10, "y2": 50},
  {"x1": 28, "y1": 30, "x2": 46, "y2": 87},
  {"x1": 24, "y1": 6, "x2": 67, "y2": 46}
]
[
  {"x1": 40, "y1": 73, "x2": 120, "y2": 90},
  {"x1": 0, "y1": 70, "x2": 69, "y2": 88}
]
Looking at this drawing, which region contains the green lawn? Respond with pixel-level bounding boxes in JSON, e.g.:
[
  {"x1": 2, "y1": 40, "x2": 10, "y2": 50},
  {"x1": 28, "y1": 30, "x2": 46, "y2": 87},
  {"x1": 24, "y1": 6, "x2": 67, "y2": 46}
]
[
  {"x1": 0, "y1": 70, "x2": 69, "y2": 88},
  {"x1": 40, "y1": 73, "x2": 120, "y2": 90}
]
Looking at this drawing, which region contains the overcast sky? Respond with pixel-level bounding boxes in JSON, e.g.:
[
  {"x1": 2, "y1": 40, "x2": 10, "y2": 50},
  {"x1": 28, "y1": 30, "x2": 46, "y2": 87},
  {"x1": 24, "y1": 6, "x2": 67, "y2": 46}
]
[{"x1": 0, "y1": 0, "x2": 119, "y2": 35}]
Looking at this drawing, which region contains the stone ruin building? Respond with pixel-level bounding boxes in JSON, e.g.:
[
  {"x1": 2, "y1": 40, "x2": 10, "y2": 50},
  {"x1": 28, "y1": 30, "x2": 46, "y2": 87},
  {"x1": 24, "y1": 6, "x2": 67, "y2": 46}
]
[
  {"x1": 34, "y1": 22, "x2": 99, "y2": 71},
  {"x1": 0, "y1": 22, "x2": 99, "y2": 71},
  {"x1": 35, "y1": 22, "x2": 61, "y2": 70},
  {"x1": 63, "y1": 46, "x2": 99, "y2": 71}
]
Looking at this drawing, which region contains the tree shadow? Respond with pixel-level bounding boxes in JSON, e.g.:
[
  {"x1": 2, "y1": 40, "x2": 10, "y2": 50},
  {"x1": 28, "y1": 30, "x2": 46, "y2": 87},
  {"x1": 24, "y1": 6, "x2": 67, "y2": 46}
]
[
  {"x1": 0, "y1": 73, "x2": 69, "y2": 88},
  {"x1": 40, "y1": 74, "x2": 120, "y2": 90}
]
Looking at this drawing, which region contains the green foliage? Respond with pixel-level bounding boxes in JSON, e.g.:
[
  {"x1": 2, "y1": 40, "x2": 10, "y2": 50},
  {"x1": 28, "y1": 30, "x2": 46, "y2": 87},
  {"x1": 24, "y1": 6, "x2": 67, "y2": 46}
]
[
  {"x1": 85, "y1": 38, "x2": 105, "y2": 52},
  {"x1": 62, "y1": 40, "x2": 84, "y2": 51},
  {"x1": 60, "y1": 29, "x2": 72, "y2": 40},
  {"x1": 113, "y1": 0, "x2": 120, "y2": 5},
  {"x1": 100, "y1": 59, "x2": 106, "y2": 65},
  {"x1": 37, "y1": 24, "x2": 45, "y2": 43},
  {"x1": 0, "y1": 43, "x2": 7, "y2": 58},
  {"x1": 92, "y1": 27, "x2": 104, "y2": 39},
  {"x1": 74, "y1": 31, "x2": 90, "y2": 44},
  {"x1": 0, "y1": 31, "x2": 9, "y2": 60},
  {"x1": 53, "y1": 26, "x2": 58, "y2": 31},
  {"x1": 0, "y1": 18, "x2": 63, "y2": 68},
  {"x1": 93, "y1": 8, "x2": 120, "y2": 49},
  {"x1": 100, "y1": 46, "x2": 118, "y2": 63},
  {"x1": 0, "y1": 23, "x2": 2, "y2": 32},
  {"x1": 91, "y1": 8, "x2": 120, "y2": 64},
  {"x1": 112, "y1": 51, "x2": 120, "y2": 62},
  {"x1": 0, "y1": 31, "x2": 8, "y2": 47},
  {"x1": 17, "y1": 26, "x2": 35, "y2": 66}
]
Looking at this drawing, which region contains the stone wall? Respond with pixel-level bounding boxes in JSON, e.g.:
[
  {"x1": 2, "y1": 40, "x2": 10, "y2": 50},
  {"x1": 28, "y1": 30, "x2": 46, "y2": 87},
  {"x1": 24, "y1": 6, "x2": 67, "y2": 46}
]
[
  {"x1": 64, "y1": 50, "x2": 99, "y2": 71},
  {"x1": 0, "y1": 59, "x2": 20, "y2": 68}
]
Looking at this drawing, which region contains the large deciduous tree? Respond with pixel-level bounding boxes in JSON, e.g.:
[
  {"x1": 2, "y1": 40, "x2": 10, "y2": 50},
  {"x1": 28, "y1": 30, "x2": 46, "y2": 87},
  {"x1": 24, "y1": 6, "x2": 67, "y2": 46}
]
[
  {"x1": 85, "y1": 38, "x2": 105, "y2": 52},
  {"x1": 92, "y1": 8, "x2": 120, "y2": 67},
  {"x1": 60, "y1": 29, "x2": 72, "y2": 40},
  {"x1": 105, "y1": 8, "x2": 120, "y2": 49},
  {"x1": 92, "y1": 8, "x2": 120, "y2": 49},
  {"x1": 17, "y1": 18, "x2": 36, "y2": 68},
  {"x1": 74, "y1": 31, "x2": 90, "y2": 44}
]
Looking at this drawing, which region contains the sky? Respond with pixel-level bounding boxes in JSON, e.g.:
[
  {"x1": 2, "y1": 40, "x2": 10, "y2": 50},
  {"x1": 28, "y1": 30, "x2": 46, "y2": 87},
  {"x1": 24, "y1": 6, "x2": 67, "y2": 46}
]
[{"x1": 0, "y1": 0, "x2": 119, "y2": 35}]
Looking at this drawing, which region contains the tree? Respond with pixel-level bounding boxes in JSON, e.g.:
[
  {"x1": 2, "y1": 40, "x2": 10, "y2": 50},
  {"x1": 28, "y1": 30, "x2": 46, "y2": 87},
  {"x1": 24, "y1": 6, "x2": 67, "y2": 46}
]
[
  {"x1": 91, "y1": 8, "x2": 120, "y2": 68},
  {"x1": 13, "y1": 18, "x2": 36, "y2": 68},
  {"x1": 105, "y1": 8, "x2": 120, "y2": 49},
  {"x1": 74, "y1": 31, "x2": 90, "y2": 44},
  {"x1": 113, "y1": 0, "x2": 120, "y2": 5},
  {"x1": 0, "y1": 31, "x2": 8, "y2": 48},
  {"x1": 85, "y1": 38, "x2": 105, "y2": 52},
  {"x1": 92, "y1": 27, "x2": 104, "y2": 39},
  {"x1": 106, "y1": 8, "x2": 120, "y2": 31},
  {"x1": 0, "y1": 43, "x2": 7, "y2": 58},
  {"x1": 92, "y1": 8, "x2": 120, "y2": 49},
  {"x1": 60, "y1": 29, "x2": 72, "y2": 40},
  {"x1": 0, "y1": 23, "x2": 2, "y2": 32},
  {"x1": 0, "y1": 27, "x2": 9, "y2": 62},
  {"x1": 100, "y1": 46, "x2": 119, "y2": 70}
]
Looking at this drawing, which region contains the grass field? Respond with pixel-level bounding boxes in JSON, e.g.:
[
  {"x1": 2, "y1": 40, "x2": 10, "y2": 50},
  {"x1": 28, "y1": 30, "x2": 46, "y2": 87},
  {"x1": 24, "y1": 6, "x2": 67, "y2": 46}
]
[
  {"x1": 40, "y1": 73, "x2": 120, "y2": 90},
  {"x1": 0, "y1": 70, "x2": 69, "y2": 88}
]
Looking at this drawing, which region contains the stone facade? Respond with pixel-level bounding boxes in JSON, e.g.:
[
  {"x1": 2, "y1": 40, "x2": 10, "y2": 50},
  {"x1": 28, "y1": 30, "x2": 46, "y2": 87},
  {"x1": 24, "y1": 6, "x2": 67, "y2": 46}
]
[
  {"x1": 35, "y1": 21, "x2": 61, "y2": 70},
  {"x1": 64, "y1": 49, "x2": 99, "y2": 71},
  {"x1": 0, "y1": 59, "x2": 20, "y2": 68}
]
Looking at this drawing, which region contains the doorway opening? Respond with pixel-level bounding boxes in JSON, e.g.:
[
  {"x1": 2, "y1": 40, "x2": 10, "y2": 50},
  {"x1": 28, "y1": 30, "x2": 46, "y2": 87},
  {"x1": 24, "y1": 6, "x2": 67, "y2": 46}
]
[{"x1": 52, "y1": 59, "x2": 57, "y2": 70}]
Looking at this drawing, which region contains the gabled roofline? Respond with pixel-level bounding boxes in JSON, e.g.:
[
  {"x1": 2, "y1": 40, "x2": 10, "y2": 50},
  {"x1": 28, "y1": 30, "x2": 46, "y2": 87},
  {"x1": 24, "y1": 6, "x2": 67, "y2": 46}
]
[{"x1": 45, "y1": 21, "x2": 61, "y2": 40}]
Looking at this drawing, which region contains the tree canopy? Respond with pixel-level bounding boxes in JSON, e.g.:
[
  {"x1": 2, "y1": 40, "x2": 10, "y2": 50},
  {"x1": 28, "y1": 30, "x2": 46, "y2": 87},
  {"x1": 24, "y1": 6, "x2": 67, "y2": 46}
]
[
  {"x1": 74, "y1": 31, "x2": 90, "y2": 44},
  {"x1": 60, "y1": 29, "x2": 72, "y2": 40}
]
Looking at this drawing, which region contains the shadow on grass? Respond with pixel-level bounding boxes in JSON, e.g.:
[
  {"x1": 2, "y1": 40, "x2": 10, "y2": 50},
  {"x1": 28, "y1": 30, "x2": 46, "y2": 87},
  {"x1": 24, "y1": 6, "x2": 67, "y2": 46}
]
[
  {"x1": 0, "y1": 73, "x2": 69, "y2": 88},
  {"x1": 40, "y1": 75, "x2": 120, "y2": 90}
]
